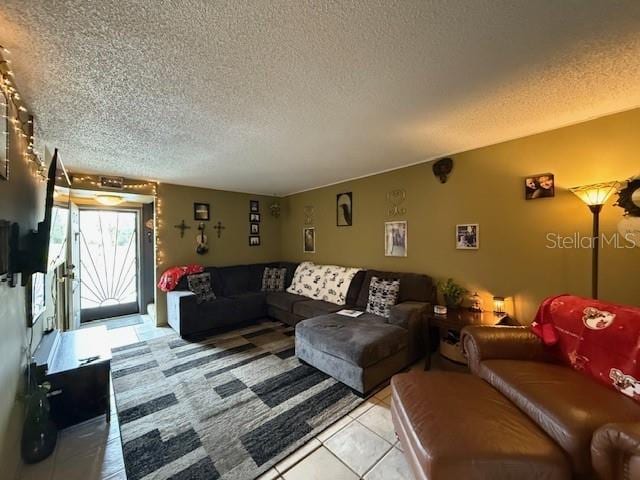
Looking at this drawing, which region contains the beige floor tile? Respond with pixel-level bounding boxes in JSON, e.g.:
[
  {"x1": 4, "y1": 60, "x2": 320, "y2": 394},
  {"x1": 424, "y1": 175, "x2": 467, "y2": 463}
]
[
  {"x1": 275, "y1": 438, "x2": 321, "y2": 473},
  {"x1": 325, "y1": 421, "x2": 392, "y2": 476},
  {"x1": 104, "y1": 470, "x2": 127, "y2": 480},
  {"x1": 282, "y1": 447, "x2": 357, "y2": 480},
  {"x1": 357, "y1": 401, "x2": 397, "y2": 443},
  {"x1": 316, "y1": 415, "x2": 354, "y2": 443},
  {"x1": 52, "y1": 437, "x2": 124, "y2": 480},
  {"x1": 394, "y1": 440, "x2": 403, "y2": 452},
  {"x1": 20, "y1": 449, "x2": 57, "y2": 480},
  {"x1": 135, "y1": 326, "x2": 173, "y2": 341},
  {"x1": 373, "y1": 385, "x2": 392, "y2": 401},
  {"x1": 364, "y1": 447, "x2": 414, "y2": 480},
  {"x1": 256, "y1": 467, "x2": 281, "y2": 480},
  {"x1": 56, "y1": 416, "x2": 119, "y2": 462},
  {"x1": 347, "y1": 398, "x2": 378, "y2": 419},
  {"x1": 107, "y1": 327, "x2": 139, "y2": 349}
]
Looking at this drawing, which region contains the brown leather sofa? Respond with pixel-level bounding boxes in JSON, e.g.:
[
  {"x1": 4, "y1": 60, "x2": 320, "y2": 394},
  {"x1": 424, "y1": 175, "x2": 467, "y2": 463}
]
[{"x1": 391, "y1": 325, "x2": 640, "y2": 480}]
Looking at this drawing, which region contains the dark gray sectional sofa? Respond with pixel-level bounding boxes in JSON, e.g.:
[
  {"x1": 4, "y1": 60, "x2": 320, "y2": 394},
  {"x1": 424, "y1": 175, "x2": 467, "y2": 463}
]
[{"x1": 166, "y1": 262, "x2": 436, "y2": 393}]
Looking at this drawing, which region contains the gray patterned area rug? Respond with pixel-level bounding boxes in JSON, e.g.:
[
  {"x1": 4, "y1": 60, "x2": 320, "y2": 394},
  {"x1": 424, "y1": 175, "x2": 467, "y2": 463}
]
[{"x1": 111, "y1": 320, "x2": 364, "y2": 480}]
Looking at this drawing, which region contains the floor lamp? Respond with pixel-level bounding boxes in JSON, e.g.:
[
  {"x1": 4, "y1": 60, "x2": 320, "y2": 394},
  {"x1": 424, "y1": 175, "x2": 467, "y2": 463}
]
[{"x1": 569, "y1": 182, "x2": 619, "y2": 299}]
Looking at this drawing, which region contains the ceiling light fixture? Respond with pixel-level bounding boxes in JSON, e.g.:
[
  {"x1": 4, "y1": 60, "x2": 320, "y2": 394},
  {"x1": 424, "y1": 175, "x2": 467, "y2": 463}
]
[{"x1": 95, "y1": 194, "x2": 125, "y2": 206}]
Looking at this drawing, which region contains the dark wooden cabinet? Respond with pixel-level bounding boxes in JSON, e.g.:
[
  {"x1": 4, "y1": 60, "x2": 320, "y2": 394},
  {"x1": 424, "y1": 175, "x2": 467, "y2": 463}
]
[{"x1": 34, "y1": 326, "x2": 112, "y2": 429}]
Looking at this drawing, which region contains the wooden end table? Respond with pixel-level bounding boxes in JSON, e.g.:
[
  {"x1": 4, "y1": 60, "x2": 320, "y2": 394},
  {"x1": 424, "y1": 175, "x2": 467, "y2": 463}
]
[
  {"x1": 424, "y1": 308, "x2": 511, "y2": 370},
  {"x1": 34, "y1": 326, "x2": 112, "y2": 428}
]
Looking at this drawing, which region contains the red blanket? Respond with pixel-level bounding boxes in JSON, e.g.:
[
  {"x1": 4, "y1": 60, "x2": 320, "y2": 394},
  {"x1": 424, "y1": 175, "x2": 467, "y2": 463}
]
[
  {"x1": 531, "y1": 295, "x2": 640, "y2": 403},
  {"x1": 158, "y1": 264, "x2": 204, "y2": 292}
]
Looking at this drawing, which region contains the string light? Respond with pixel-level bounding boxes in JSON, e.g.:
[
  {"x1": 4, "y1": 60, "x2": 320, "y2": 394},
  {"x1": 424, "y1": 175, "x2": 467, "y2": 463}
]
[{"x1": 0, "y1": 48, "x2": 46, "y2": 182}]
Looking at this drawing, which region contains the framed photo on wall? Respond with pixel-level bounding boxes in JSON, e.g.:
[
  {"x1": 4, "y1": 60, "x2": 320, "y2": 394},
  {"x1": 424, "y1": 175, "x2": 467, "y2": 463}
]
[
  {"x1": 249, "y1": 236, "x2": 261, "y2": 246},
  {"x1": 336, "y1": 192, "x2": 353, "y2": 226},
  {"x1": 194, "y1": 202, "x2": 210, "y2": 221},
  {"x1": 303, "y1": 227, "x2": 315, "y2": 253},
  {"x1": 456, "y1": 224, "x2": 479, "y2": 249},
  {"x1": 525, "y1": 173, "x2": 555, "y2": 200},
  {"x1": 249, "y1": 213, "x2": 261, "y2": 223},
  {"x1": 384, "y1": 221, "x2": 407, "y2": 257},
  {"x1": 250, "y1": 223, "x2": 259, "y2": 235},
  {"x1": 250, "y1": 200, "x2": 260, "y2": 212}
]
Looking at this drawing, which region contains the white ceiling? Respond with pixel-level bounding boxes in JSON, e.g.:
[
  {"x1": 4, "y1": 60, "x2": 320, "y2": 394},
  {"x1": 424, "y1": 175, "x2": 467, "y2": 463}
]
[{"x1": 1, "y1": 1, "x2": 639, "y2": 196}]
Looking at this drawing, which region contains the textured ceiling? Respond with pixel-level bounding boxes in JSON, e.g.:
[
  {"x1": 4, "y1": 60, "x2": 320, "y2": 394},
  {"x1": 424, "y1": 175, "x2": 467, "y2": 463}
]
[{"x1": 1, "y1": 1, "x2": 639, "y2": 195}]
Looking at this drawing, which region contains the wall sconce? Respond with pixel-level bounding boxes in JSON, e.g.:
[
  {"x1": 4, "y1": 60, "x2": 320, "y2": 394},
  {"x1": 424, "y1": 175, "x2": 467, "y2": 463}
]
[
  {"x1": 493, "y1": 296, "x2": 506, "y2": 317},
  {"x1": 270, "y1": 202, "x2": 281, "y2": 218},
  {"x1": 569, "y1": 181, "x2": 619, "y2": 299}
]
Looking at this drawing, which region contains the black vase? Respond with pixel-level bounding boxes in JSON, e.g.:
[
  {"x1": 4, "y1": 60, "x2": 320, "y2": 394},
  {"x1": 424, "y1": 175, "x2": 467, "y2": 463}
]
[{"x1": 21, "y1": 383, "x2": 57, "y2": 464}]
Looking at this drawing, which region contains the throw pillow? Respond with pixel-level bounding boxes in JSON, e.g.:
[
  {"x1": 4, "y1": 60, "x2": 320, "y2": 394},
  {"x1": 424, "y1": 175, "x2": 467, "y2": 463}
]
[
  {"x1": 366, "y1": 276, "x2": 400, "y2": 318},
  {"x1": 187, "y1": 272, "x2": 216, "y2": 304},
  {"x1": 261, "y1": 267, "x2": 287, "y2": 292},
  {"x1": 315, "y1": 265, "x2": 362, "y2": 305},
  {"x1": 286, "y1": 262, "x2": 317, "y2": 296}
]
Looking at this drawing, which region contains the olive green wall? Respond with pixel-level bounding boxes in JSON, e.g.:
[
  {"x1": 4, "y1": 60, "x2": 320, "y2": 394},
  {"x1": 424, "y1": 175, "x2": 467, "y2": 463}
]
[
  {"x1": 0, "y1": 102, "x2": 46, "y2": 477},
  {"x1": 280, "y1": 108, "x2": 640, "y2": 323},
  {"x1": 155, "y1": 183, "x2": 281, "y2": 324}
]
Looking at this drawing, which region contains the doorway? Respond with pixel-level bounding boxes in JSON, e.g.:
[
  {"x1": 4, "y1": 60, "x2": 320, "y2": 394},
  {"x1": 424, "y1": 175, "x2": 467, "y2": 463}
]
[{"x1": 78, "y1": 208, "x2": 140, "y2": 322}]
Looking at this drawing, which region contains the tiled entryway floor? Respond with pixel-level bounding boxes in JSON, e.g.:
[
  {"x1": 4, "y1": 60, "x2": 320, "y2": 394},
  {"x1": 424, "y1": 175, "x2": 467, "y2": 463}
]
[{"x1": 20, "y1": 319, "x2": 459, "y2": 480}]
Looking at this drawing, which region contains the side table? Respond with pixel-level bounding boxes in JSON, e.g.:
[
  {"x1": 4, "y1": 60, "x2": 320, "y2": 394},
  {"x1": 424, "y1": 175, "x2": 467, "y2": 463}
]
[
  {"x1": 34, "y1": 326, "x2": 112, "y2": 428},
  {"x1": 424, "y1": 308, "x2": 511, "y2": 370}
]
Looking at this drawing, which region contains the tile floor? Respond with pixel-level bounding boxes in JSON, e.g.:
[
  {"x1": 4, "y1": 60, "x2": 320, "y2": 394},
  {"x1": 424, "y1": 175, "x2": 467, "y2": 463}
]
[{"x1": 19, "y1": 318, "x2": 465, "y2": 480}]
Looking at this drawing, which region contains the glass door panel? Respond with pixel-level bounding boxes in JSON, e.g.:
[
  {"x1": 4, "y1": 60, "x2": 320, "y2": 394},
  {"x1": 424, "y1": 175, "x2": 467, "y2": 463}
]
[{"x1": 79, "y1": 209, "x2": 139, "y2": 322}]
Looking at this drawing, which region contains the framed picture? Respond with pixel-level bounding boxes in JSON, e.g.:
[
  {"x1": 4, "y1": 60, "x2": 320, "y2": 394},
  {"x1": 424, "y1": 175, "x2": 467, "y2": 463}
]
[
  {"x1": 525, "y1": 173, "x2": 555, "y2": 200},
  {"x1": 456, "y1": 224, "x2": 479, "y2": 249},
  {"x1": 249, "y1": 236, "x2": 261, "y2": 246},
  {"x1": 249, "y1": 213, "x2": 261, "y2": 223},
  {"x1": 384, "y1": 221, "x2": 407, "y2": 257},
  {"x1": 194, "y1": 202, "x2": 210, "y2": 221},
  {"x1": 303, "y1": 227, "x2": 315, "y2": 253},
  {"x1": 1, "y1": 89, "x2": 8, "y2": 180},
  {"x1": 336, "y1": 192, "x2": 353, "y2": 226},
  {"x1": 250, "y1": 200, "x2": 260, "y2": 212},
  {"x1": 250, "y1": 223, "x2": 260, "y2": 235}
]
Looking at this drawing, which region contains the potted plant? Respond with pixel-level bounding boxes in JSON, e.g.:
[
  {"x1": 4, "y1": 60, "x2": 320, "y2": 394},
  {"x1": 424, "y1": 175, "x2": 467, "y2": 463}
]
[{"x1": 437, "y1": 278, "x2": 468, "y2": 308}]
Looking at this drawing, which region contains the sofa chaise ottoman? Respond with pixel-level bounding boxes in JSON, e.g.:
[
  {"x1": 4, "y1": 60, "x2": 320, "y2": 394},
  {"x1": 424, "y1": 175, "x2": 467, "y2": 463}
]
[
  {"x1": 295, "y1": 270, "x2": 434, "y2": 394},
  {"x1": 391, "y1": 370, "x2": 571, "y2": 480}
]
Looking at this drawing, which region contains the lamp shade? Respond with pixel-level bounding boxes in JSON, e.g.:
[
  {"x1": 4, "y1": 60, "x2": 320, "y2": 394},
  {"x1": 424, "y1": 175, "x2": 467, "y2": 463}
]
[{"x1": 569, "y1": 181, "x2": 619, "y2": 206}]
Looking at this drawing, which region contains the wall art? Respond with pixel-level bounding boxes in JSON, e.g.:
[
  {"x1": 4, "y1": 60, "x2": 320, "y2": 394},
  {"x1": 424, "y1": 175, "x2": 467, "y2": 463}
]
[
  {"x1": 304, "y1": 206, "x2": 314, "y2": 225},
  {"x1": 525, "y1": 173, "x2": 555, "y2": 200},
  {"x1": 249, "y1": 236, "x2": 261, "y2": 247},
  {"x1": 616, "y1": 177, "x2": 640, "y2": 217},
  {"x1": 303, "y1": 227, "x2": 315, "y2": 253},
  {"x1": 456, "y1": 224, "x2": 479, "y2": 249},
  {"x1": 386, "y1": 189, "x2": 407, "y2": 217},
  {"x1": 336, "y1": 192, "x2": 353, "y2": 226},
  {"x1": 384, "y1": 221, "x2": 407, "y2": 257},
  {"x1": 250, "y1": 200, "x2": 260, "y2": 212},
  {"x1": 194, "y1": 202, "x2": 210, "y2": 221}
]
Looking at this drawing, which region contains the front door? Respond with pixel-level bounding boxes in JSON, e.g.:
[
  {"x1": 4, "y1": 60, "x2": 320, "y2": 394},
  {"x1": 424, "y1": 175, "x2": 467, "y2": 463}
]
[
  {"x1": 68, "y1": 200, "x2": 81, "y2": 329},
  {"x1": 79, "y1": 208, "x2": 140, "y2": 322}
]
